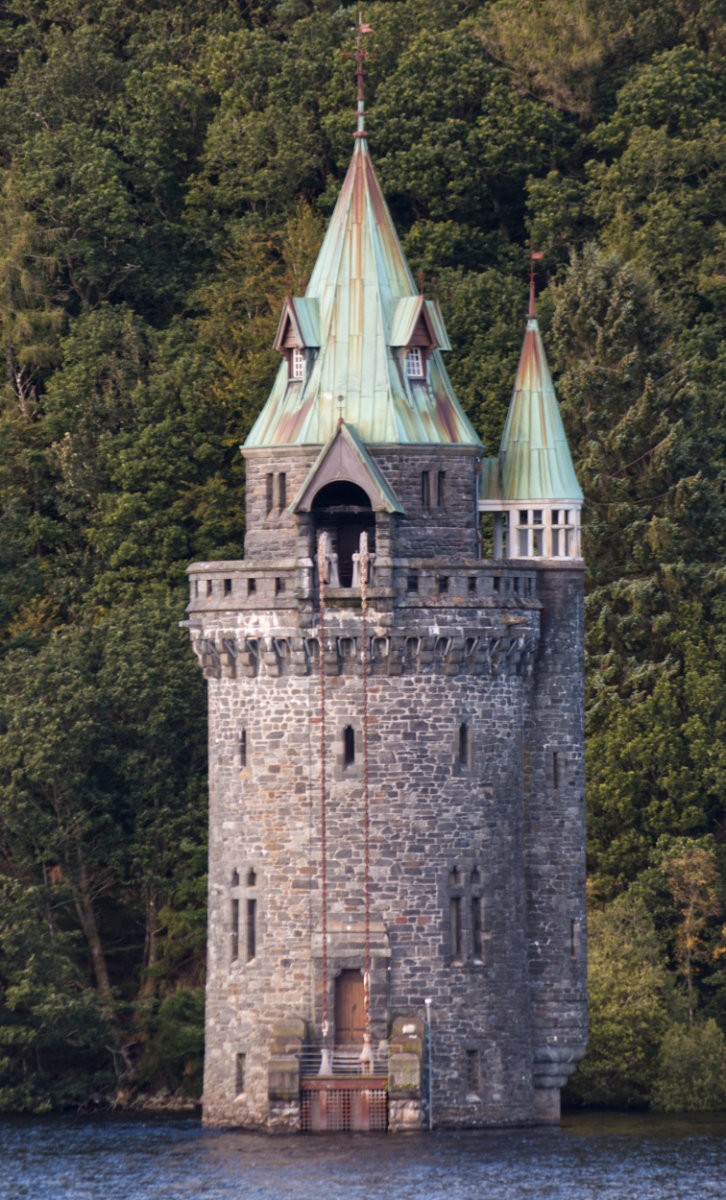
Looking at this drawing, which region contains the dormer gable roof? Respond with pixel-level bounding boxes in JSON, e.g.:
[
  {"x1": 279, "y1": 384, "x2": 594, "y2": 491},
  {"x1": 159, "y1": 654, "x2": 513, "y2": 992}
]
[
  {"x1": 389, "y1": 296, "x2": 451, "y2": 351},
  {"x1": 273, "y1": 296, "x2": 321, "y2": 352},
  {"x1": 290, "y1": 420, "x2": 404, "y2": 514}
]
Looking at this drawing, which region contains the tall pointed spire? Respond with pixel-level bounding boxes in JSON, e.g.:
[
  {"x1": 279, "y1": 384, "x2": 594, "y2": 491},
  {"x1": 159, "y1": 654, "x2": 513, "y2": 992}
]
[
  {"x1": 479, "y1": 261, "x2": 583, "y2": 559},
  {"x1": 498, "y1": 287, "x2": 582, "y2": 505},
  {"x1": 244, "y1": 22, "x2": 480, "y2": 451}
]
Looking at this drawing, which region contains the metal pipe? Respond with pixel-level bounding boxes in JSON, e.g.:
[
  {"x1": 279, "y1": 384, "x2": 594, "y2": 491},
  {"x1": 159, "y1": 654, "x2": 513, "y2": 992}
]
[{"x1": 424, "y1": 996, "x2": 433, "y2": 1130}]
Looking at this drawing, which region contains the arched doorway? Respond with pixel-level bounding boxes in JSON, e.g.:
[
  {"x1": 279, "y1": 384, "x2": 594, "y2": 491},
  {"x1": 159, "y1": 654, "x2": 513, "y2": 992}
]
[
  {"x1": 313, "y1": 481, "x2": 375, "y2": 587},
  {"x1": 334, "y1": 969, "x2": 365, "y2": 1046}
]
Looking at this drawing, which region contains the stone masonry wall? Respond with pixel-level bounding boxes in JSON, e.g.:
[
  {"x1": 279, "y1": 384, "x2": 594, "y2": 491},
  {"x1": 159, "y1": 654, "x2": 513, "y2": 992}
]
[
  {"x1": 371, "y1": 446, "x2": 480, "y2": 559},
  {"x1": 242, "y1": 443, "x2": 481, "y2": 564},
  {"x1": 523, "y1": 564, "x2": 588, "y2": 1121},
  {"x1": 199, "y1": 584, "x2": 541, "y2": 1128}
]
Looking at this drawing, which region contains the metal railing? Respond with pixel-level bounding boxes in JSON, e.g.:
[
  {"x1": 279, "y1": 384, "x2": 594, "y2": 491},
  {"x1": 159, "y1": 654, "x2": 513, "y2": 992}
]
[{"x1": 299, "y1": 1044, "x2": 389, "y2": 1079}]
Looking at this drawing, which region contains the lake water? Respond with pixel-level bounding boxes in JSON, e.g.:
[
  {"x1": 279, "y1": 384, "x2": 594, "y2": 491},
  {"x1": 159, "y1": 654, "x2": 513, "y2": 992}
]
[{"x1": 1, "y1": 1111, "x2": 725, "y2": 1200}]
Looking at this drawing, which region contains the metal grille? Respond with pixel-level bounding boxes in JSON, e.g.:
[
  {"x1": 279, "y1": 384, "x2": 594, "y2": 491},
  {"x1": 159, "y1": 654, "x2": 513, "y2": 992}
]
[{"x1": 300, "y1": 1080, "x2": 388, "y2": 1132}]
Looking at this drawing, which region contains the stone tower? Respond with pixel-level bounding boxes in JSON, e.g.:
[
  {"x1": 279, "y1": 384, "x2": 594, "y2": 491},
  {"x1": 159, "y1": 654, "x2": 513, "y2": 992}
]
[{"x1": 185, "y1": 67, "x2": 587, "y2": 1132}]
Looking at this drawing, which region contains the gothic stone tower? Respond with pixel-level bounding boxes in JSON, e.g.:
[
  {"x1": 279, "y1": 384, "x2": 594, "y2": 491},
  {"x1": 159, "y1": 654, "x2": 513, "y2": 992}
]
[{"x1": 185, "y1": 86, "x2": 587, "y2": 1132}]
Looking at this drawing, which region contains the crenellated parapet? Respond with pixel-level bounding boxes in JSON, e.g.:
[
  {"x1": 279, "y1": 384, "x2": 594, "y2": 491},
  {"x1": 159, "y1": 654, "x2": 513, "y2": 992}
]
[{"x1": 186, "y1": 558, "x2": 540, "y2": 613}]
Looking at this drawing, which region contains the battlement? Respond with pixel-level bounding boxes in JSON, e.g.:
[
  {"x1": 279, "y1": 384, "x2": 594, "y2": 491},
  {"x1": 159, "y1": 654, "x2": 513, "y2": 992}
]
[{"x1": 186, "y1": 558, "x2": 542, "y2": 613}]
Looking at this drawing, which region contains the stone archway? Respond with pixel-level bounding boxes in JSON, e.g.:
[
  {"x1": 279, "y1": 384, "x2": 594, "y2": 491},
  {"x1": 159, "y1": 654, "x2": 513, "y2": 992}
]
[{"x1": 312, "y1": 481, "x2": 375, "y2": 587}]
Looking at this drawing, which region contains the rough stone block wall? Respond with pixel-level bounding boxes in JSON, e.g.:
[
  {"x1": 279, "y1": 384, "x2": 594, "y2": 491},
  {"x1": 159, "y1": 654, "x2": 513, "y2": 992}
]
[
  {"x1": 522, "y1": 564, "x2": 588, "y2": 1112},
  {"x1": 195, "y1": 575, "x2": 546, "y2": 1128},
  {"x1": 243, "y1": 448, "x2": 317, "y2": 559},
  {"x1": 372, "y1": 447, "x2": 480, "y2": 559}
]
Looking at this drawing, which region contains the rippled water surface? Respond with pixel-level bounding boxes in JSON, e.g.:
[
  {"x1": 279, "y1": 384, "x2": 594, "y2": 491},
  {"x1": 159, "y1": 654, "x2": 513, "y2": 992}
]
[{"x1": 1, "y1": 1111, "x2": 725, "y2": 1200}]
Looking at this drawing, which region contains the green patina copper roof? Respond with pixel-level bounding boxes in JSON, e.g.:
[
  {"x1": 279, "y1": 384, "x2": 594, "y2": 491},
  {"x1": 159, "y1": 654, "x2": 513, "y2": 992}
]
[
  {"x1": 245, "y1": 131, "x2": 480, "y2": 450},
  {"x1": 481, "y1": 316, "x2": 582, "y2": 504}
]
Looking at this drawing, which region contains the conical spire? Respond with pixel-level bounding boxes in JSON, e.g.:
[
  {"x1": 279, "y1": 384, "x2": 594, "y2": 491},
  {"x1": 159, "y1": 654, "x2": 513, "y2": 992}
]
[
  {"x1": 245, "y1": 35, "x2": 480, "y2": 450},
  {"x1": 496, "y1": 298, "x2": 582, "y2": 504}
]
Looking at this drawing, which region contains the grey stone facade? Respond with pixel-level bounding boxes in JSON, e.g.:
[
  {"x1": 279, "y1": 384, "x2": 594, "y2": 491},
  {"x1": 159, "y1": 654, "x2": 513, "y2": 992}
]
[{"x1": 186, "y1": 461, "x2": 587, "y2": 1129}]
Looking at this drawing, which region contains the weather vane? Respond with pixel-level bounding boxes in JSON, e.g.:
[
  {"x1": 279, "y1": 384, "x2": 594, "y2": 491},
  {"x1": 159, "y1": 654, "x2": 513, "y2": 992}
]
[
  {"x1": 529, "y1": 250, "x2": 544, "y2": 319},
  {"x1": 353, "y1": 11, "x2": 373, "y2": 138}
]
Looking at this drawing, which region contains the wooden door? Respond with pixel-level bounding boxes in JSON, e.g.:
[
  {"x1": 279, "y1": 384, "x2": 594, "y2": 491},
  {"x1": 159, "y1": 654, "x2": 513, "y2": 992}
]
[{"x1": 334, "y1": 969, "x2": 365, "y2": 1045}]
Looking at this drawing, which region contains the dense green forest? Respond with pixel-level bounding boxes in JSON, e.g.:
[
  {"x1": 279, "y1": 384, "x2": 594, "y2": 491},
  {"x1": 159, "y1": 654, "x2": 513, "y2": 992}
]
[{"x1": 0, "y1": 0, "x2": 724, "y2": 1113}]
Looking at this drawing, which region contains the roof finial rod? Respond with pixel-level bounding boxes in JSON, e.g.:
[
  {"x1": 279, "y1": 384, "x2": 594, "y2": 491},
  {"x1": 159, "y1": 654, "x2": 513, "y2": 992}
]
[
  {"x1": 354, "y1": 11, "x2": 373, "y2": 139},
  {"x1": 529, "y1": 250, "x2": 544, "y2": 319}
]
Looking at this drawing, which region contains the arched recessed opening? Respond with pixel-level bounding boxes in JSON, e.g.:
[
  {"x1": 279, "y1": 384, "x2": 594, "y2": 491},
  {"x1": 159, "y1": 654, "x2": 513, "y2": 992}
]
[{"x1": 312, "y1": 481, "x2": 375, "y2": 587}]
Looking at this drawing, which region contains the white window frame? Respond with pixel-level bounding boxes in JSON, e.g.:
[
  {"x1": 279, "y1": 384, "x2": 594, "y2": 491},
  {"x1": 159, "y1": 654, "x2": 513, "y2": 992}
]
[
  {"x1": 405, "y1": 346, "x2": 425, "y2": 379},
  {"x1": 552, "y1": 508, "x2": 577, "y2": 558},
  {"x1": 290, "y1": 347, "x2": 305, "y2": 380},
  {"x1": 514, "y1": 508, "x2": 545, "y2": 557}
]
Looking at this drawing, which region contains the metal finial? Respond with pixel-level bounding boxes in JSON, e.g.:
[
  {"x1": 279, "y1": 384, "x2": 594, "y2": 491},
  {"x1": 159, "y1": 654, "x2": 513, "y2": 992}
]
[
  {"x1": 353, "y1": 13, "x2": 373, "y2": 139},
  {"x1": 417, "y1": 268, "x2": 426, "y2": 296},
  {"x1": 529, "y1": 251, "x2": 544, "y2": 319}
]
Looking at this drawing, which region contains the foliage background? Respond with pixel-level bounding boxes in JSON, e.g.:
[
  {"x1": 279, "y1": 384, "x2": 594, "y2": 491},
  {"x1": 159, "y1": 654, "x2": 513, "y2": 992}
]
[{"x1": 0, "y1": 0, "x2": 723, "y2": 1110}]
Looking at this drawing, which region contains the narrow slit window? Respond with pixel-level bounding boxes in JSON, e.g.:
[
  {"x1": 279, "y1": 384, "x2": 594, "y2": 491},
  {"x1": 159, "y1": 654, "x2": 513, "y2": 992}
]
[
  {"x1": 421, "y1": 470, "x2": 431, "y2": 509},
  {"x1": 450, "y1": 896, "x2": 463, "y2": 959},
  {"x1": 458, "y1": 723, "x2": 469, "y2": 766},
  {"x1": 343, "y1": 725, "x2": 355, "y2": 768},
  {"x1": 471, "y1": 895, "x2": 482, "y2": 960},
  {"x1": 437, "y1": 470, "x2": 446, "y2": 508},
  {"x1": 247, "y1": 578, "x2": 256, "y2": 595},
  {"x1": 246, "y1": 897, "x2": 257, "y2": 961},
  {"x1": 239, "y1": 729, "x2": 247, "y2": 769},
  {"x1": 278, "y1": 472, "x2": 287, "y2": 510},
  {"x1": 570, "y1": 918, "x2": 580, "y2": 960},
  {"x1": 552, "y1": 751, "x2": 560, "y2": 789},
  {"x1": 235, "y1": 1052, "x2": 246, "y2": 1095},
  {"x1": 231, "y1": 898, "x2": 239, "y2": 961},
  {"x1": 437, "y1": 575, "x2": 449, "y2": 596},
  {"x1": 275, "y1": 577, "x2": 285, "y2": 595},
  {"x1": 265, "y1": 473, "x2": 274, "y2": 514},
  {"x1": 224, "y1": 578, "x2": 232, "y2": 596},
  {"x1": 407, "y1": 574, "x2": 419, "y2": 593},
  {"x1": 206, "y1": 579, "x2": 213, "y2": 597},
  {"x1": 468, "y1": 576, "x2": 477, "y2": 595},
  {"x1": 465, "y1": 1048, "x2": 480, "y2": 1095}
]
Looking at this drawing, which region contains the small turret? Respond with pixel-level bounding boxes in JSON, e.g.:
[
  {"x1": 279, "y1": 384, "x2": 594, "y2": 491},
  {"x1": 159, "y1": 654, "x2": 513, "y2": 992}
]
[{"x1": 479, "y1": 257, "x2": 583, "y2": 560}]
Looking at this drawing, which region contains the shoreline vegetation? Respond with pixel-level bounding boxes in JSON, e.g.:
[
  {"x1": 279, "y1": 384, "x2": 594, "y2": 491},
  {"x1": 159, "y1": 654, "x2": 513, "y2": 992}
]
[{"x1": 0, "y1": 1, "x2": 724, "y2": 1116}]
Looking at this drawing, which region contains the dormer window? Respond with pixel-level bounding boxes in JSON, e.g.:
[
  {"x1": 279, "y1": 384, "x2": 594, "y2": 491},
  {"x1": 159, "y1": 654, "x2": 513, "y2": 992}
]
[
  {"x1": 405, "y1": 347, "x2": 425, "y2": 378},
  {"x1": 290, "y1": 347, "x2": 305, "y2": 380}
]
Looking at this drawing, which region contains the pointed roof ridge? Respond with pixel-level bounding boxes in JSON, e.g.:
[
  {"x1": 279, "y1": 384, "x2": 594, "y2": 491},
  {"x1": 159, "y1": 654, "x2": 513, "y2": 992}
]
[
  {"x1": 290, "y1": 419, "x2": 404, "y2": 514},
  {"x1": 496, "y1": 314, "x2": 583, "y2": 503},
  {"x1": 244, "y1": 131, "x2": 481, "y2": 449}
]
